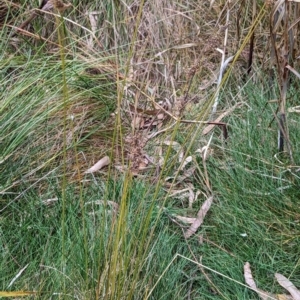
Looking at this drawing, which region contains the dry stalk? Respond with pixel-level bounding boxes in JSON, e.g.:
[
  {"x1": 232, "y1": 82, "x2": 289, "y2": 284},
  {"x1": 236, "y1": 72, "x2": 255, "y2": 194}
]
[
  {"x1": 269, "y1": 0, "x2": 298, "y2": 162},
  {"x1": 211, "y1": 1, "x2": 231, "y2": 119}
]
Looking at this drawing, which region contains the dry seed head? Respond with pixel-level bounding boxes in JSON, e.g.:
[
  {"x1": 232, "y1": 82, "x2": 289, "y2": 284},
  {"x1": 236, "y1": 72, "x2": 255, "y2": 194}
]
[{"x1": 265, "y1": 0, "x2": 274, "y2": 8}]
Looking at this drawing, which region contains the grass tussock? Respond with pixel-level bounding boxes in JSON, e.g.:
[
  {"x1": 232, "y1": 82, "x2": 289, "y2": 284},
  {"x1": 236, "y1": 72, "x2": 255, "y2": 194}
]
[{"x1": 0, "y1": 0, "x2": 300, "y2": 299}]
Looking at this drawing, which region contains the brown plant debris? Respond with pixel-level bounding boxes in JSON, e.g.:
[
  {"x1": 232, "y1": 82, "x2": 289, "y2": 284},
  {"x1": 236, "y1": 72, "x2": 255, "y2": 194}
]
[
  {"x1": 84, "y1": 156, "x2": 110, "y2": 174},
  {"x1": 184, "y1": 196, "x2": 213, "y2": 239}
]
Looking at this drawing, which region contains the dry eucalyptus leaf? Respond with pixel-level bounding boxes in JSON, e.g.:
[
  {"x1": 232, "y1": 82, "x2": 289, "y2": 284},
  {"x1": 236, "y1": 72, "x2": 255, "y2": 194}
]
[
  {"x1": 131, "y1": 115, "x2": 144, "y2": 129},
  {"x1": 244, "y1": 262, "x2": 277, "y2": 300},
  {"x1": 188, "y1": 185, "x2": 195, "y2": 208},
  {"x1": 165, "y1": 166, "x2": 196, "y2": 185},
  {"x1": 244, "y1": 262, "x2": 258, "y2": 291},
  {"x1": 277, "y1": 295, "x2": 293, "y2": 300},
  {"x1": 169, "y1": 188, "x2": 190, "y2": 197},
  {"x1": 85, "y1": 156, "x2": 110, "y2": 173},
  {"x1": 184, "y1": 196, "x2": 213, "y2": 238},
  {"x1": 186, "y1": 183, "x2": 200, "y2": 209},
  {"x1": 180, "y1": 156, "x2": 193, "y2": 170},
  {"x1": 288, "y1": 106, "x2": 300, "y2": 113},
  {"x1": 157, "y1": 121, "x2": 163, "y2": 129},
  {"x1": 173, "y1": 215, "x2": 196, "y2": 224},
  {"x1": 157, "y1": 113, "x2": 165, "y2": 120},
  {"x1": 275, "y1": 273, "x2": 300, "y2": 300}
]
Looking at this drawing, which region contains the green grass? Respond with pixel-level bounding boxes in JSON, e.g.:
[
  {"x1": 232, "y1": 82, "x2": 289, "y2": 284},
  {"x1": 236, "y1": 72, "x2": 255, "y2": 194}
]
[
  {"x1": 2, "y1": 79, "x2": 300, "y2": 299},
  {"x1": 0, "y1": 178, "x2": 192, "y2": 299},
  {"x1": 1, "y1": 1, "x2": 300, "y2": 299}
]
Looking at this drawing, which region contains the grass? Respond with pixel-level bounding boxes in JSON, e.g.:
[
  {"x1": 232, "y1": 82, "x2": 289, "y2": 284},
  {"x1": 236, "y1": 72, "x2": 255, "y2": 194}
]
[{"x1": 1, "y1": 0, "x2": 300, "y2": 299}]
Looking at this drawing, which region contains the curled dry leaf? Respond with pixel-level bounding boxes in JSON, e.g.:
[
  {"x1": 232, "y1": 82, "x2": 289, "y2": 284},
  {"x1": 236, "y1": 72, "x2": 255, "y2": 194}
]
[
  {"x1": 275, "y1": 273, "x2": 300, "y2": 300},
  {"x1": 85, "y1": 156, "x2": 110, "y2": 173},
  {"x1": 184, "y1": 196, "x2": 213, "y2": 238}
]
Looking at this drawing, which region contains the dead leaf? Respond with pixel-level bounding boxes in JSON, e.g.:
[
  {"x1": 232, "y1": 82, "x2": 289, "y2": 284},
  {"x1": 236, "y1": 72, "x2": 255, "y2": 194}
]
[
  {"x1": 173, "y1": 215, "x2": 196, "y2": 224},
  {"x1": 181, "y1": 156, "x2": 193, "y2": 170},
  {"x1": 165, "y1": 166, "x2": 196, "y2": 185},
  {"x1": 169, "y1": 188, "x2": 190, "y2": 198},
  {"x1": 198, "y1": 234, "x2": 204, "y2": 244},
  {"x1": 186, "y1": 183, "x2": 201, "y2": 208},
  {"x1": 0, "y1": 291, "x2": 36, "y2": 297},
  {"x1": 132, "y1": 115, "x2": 144, "y2": 129},
  {"x1": 42, "y1": 198, "x2": 58, "y2": 206},
  {"x1": 285, "y1": 64, "x2": 300, "y2": 80},
  {"x1": 196, "y1": 146, "x2": 213, "y2": 161},
  {"x1": 288, "y1": 106, "x2": 300, "y2": 113},
  {"x1": 184, "y1": 196, "x2": 213, "y2": 238},
  {"x1": 244, "y1": 262, "x2": 278, "y2": 300},
  {"x1": 85, "y1": 156, "x2": 110, "y2": 173},
  {"x1": 188, "y1": 185, "x2": 195, "y2": 208},
  {"x1": 157, "y1": 113, "x2": 165, "y2": 120},
  {"x1": 244, "y1": 262, "x2": 258, "y2": 291},
  {"x1": 275, "y1": 273, "x2": 300, "y2": 300},
  {"x1": 277, "y1": 295, "x2": 293, "y2": 300}
]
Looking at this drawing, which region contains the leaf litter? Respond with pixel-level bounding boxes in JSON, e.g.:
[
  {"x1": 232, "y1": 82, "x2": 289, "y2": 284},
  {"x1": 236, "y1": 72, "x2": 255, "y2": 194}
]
[
  {"x1": 184, "y1": 196, "x2": 213, "y2": 239},
  {"x1": 244, "y1": 262, "x2": 300, "y2": 300}
]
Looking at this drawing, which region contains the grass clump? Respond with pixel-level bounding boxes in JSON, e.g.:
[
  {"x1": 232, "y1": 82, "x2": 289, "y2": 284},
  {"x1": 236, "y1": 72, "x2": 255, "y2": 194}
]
[{"x1": 1, "y1": 0, "x2": 300, "y2": 299}]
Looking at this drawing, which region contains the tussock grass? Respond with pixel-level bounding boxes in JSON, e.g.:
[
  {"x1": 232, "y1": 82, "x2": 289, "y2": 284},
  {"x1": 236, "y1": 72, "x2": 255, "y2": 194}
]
[{"x1": 1, "y1": 0, "x2": 300, "y2": 299}]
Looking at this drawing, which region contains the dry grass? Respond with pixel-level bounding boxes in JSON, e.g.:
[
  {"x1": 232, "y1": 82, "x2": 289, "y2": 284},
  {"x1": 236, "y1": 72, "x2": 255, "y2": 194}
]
[
  {"x1": 2, "y1": 0, "x2": 299, "y2": 216},
  {"x1": 1, "y1": 0, "x2": 300, "y2": 298}
]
